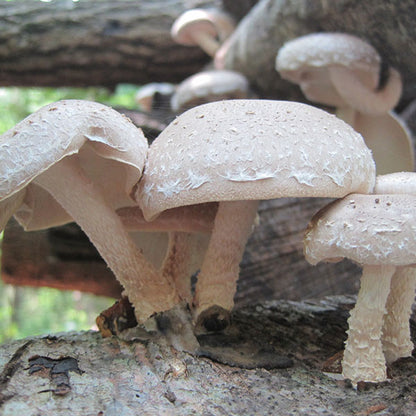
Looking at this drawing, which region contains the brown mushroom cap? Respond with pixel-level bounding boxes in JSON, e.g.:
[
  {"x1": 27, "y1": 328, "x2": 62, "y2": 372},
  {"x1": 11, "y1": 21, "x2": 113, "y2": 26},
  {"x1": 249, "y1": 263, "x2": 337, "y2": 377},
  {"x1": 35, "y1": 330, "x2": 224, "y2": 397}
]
[
  {"x1": 138, "y1": 99, "x2": 375, "y2": 221},
  {"x1": 304, "y1": 193, "x2": 416, "y2": 266},
  {"x1": 0, "y1": 100, "x2": 147, "y2": 230},
  {"x1": 170, "y1": 70, "x2": 250, "y2": 113}
]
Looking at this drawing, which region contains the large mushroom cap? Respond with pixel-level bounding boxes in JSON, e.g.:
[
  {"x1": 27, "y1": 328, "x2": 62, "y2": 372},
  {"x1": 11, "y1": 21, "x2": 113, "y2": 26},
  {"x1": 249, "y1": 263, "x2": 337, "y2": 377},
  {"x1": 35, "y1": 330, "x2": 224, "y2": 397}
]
[
  {"x1": 138, "y1": 99, "x2": 375, "y2": 220},
  {"x1": 304, "y1": 193, "x2": 416, "y2": 266},
  {"x1": 0, "y1": 100, "x2": 148, "y2": 230}
]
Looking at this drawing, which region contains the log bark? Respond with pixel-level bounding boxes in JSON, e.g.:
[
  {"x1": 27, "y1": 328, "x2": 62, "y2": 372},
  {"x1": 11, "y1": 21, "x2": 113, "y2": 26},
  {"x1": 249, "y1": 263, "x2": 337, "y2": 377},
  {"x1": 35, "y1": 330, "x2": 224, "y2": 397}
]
[
  {"x1": 220, "y1": 0, "x2": 416, "y2": 104},
  {"x1": 1, "y1": 296, "x2": 416, "y2": 415},
  {"x1": 0, "y1": 0, "x2": 221, "y2": 88}
]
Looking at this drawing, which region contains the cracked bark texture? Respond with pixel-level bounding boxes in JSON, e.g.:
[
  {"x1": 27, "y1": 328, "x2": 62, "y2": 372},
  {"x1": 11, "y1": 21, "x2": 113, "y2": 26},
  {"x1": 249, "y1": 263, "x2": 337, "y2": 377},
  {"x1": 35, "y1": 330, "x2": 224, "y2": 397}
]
[
  {"x1": 0, "y1": 0, "x2": 220, "y2": 88},
  {"x1": 1, "y1": 297, "x2": 416, "y2": 415}
]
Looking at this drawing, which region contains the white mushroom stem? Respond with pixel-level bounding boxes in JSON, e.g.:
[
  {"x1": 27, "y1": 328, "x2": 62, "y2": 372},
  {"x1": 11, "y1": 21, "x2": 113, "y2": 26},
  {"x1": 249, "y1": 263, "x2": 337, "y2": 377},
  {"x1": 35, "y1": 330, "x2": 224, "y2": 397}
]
[
  {"x1": 382, "y1": 266, "x2": 416, "y2": 364},
  {"x1": 34, "y1": 156, "x2": 179, "y2": 323},
  {"x1": 329, "y1": 67, "x2": 402, "y2": 115},
  {"x1": 0, "y1": 190, "x2": 25, "y2": 232},
  {"x1": 191, "y1": 30, "x2": 221, "y2": 57},
  {"x1": 342, "y1": 264, "x2": 395, "y2": 384},
  {"x1": 193, "y1": 200, "x2": 259, "y2": 319}
]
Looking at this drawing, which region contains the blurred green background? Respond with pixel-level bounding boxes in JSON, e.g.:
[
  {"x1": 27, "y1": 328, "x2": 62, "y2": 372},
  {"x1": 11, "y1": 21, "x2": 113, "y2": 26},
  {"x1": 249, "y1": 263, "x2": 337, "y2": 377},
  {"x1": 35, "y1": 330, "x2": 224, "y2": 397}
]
[{"x1": 0, "y1": 84, "x2": 140, "y2": 343}]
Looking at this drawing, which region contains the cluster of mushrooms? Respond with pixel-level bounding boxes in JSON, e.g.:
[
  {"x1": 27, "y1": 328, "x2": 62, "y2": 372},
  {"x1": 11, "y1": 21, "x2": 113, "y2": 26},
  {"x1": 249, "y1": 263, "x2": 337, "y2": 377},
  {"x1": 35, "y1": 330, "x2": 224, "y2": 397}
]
[{"x1": 1, "y1": 8, "x2": 415, "y2": 387}]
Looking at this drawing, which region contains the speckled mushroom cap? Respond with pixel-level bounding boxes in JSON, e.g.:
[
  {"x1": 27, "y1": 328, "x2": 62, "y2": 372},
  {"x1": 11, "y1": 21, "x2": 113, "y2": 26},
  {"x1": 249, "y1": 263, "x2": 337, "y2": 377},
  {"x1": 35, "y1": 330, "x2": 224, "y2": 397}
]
[
  {"x1": 304, "y1": 193, "x2": 416, "y2": 266},
  {"x1": 275, "y1": 33, "x2": 381, "y2": 107},
  {"x1": 171, "y1": 70, "x2": 250, "y2": 113},
  {"x1": 0, "y1": 100, "x2": 148, "y2": 230},
  {"x1": 138, "y1": 99, "x2": 376, "y2": 221}
]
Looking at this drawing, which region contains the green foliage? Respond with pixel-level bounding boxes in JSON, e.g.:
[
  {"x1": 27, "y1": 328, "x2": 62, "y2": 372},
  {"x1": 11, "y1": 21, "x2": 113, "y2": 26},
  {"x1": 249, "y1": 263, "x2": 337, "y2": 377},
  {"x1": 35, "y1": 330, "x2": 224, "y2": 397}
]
[
  {"x1": 0, "y1": 85, "x2": 139, "y2": 343},
  {"x1": 0, "y1": 84, "x2": 139, "y2": 134}
]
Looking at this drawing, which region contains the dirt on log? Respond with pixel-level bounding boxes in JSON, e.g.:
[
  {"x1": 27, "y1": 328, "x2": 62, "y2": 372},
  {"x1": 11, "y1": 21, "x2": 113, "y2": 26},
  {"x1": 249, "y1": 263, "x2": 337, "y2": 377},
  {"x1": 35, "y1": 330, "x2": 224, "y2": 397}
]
[{"x1": 1, "y1": 296, "x2": 416, "y2": 415}]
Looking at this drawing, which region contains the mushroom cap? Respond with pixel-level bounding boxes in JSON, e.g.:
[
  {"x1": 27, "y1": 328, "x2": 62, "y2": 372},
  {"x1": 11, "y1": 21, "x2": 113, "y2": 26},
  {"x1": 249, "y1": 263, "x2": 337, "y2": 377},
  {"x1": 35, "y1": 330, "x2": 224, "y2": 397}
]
[
  {"x1": 171, "y1": 9, "x2": 220, "y2": 46},
  {"x1": 275, "y1": 33, "x2": 381, "y2": 107},
  {"x1": 0, "y1": 100, "x2": 148, "y2": 230},
  {"x1": 304, "y1": 193, "x2": 416, "y2": 267},
  {"x1": 170, "y1": 70, "x2": 250, "y2": 113},
  {"x1": 136, "y1": 82, "x2": 176, "y2": 113},
  {"x1": 374, "y1": 171, "x2": 416, "y2": 195},
  {"x1": 138, "y1": 99, "x2": 376, "y2": 221}
]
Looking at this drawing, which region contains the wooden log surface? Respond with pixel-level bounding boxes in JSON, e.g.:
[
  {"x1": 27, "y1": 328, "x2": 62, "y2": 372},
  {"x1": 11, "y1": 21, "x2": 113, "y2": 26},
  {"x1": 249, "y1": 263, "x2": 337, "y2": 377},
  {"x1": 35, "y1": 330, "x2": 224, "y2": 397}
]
[
  {"x1": 1, "y1": 296, "x2": 416, "y2": 415},
  {"x1": 0, "y1": 0, "x2": 221, "y2": 88}
]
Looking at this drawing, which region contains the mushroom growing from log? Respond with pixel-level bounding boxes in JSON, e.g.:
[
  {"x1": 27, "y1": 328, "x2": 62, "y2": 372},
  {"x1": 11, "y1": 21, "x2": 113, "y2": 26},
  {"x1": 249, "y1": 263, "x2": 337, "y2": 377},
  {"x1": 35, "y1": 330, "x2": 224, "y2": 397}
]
[
  {"x1": 170, "y1": 69, "x2": 250, "y2": 113},
  {"x1": 137, "y1": 99, "x2": 376, "y2": 331},
  {"x1": 304, "y1": 176, "x2": 416, "y2": 384},
  {"x1": 275, "y1": 32, "x2": 414, "y2": 174},
  {"x1": 0, "y1": 100, "x2": 183, "y2": 324},
  {"x1": 171, "y1": 8, "x2": 235, "y2": 57}
]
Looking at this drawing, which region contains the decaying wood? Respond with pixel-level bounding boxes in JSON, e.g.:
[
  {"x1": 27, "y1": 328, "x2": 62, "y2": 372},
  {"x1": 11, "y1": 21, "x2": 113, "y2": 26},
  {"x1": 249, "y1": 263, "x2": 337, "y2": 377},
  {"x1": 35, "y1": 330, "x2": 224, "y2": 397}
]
[
  {"x1": 0, "y1": 0, "x2": 221, "y2": 88},
  {"x1": 1, "y1": 296, "x2": 416, "y2": 415},
  {"x1": 221, "y1": 0, "x2": 416, "y2": 104}
]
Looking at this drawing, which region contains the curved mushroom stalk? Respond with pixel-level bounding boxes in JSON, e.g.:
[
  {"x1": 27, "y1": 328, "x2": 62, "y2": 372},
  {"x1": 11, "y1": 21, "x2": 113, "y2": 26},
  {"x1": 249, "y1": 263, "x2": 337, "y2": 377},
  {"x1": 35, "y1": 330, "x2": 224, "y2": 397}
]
[
  {"x1": 329, "y1": 67, "x2": 402, "y2": 115},
  {"x1": 35, "y1": 155, "x2": 179, "y2": 324},
  {"x1": 193, "y1": 200, "x2": 259, "y2": 330},
  {"x1": 342, "y1": 265, "x2": 395, "y2": 384},
  {"x1": 382, "y1": 266, "x2": 416, "y2": 364}
]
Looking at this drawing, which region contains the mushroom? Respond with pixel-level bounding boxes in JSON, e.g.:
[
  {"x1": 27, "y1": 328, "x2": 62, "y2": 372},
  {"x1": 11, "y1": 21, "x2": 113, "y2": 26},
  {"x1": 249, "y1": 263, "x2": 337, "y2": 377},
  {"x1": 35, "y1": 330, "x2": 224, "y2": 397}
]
[
  {"x1": 171, "y1": 8, "x2": 235, "y2": 57},
  {"x1": 135, "y1": 82, "x2": 176, "y2": 113},
  {"x1": 137, "y1": 99, "x2": 376, "y2": 330},
  {"x1": 170, "y1": 69, "x2": 250, "y2": 113},
  {"x1": 275, "y1": 32, "x2": 414, "y2": 174},
  {"x1": 304, "y1": 186, "x2": 416, "y2": 383},
  {"x1": 0, "y1": 100, "x2": 182, "y2": 324}
]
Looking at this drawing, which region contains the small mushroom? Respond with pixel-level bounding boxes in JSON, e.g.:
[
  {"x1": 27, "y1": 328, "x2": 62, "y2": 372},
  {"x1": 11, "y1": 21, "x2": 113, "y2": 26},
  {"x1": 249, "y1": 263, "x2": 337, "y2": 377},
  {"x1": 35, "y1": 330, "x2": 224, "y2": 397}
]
[
  {"x1": 137, "y1": 99, "x2": 376, "y2": 330},
  {"x1": 135, "y1": 82, "x2": 176, "y2": 113},
  {"x1": 171, "y1": 8, "x2": 235, "y2": 57},
  {"x1": 275, "y1": 32, "x2": 414, "y2": 174},
  {"x1": 170, "y1": 69, "x2": 250, "y2": 113},
  {"x1": 0, "y1": 100, "x2": 180, "y2": 324},
  {"x1": 304, "y1": 188, "x2": 416, "y2": 384}
]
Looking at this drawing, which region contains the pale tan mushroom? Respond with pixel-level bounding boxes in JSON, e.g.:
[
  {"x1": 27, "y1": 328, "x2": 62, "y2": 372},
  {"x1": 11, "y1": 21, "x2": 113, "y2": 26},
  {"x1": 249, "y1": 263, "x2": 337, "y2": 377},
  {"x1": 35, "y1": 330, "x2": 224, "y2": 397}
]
[
  {"x1": 304, "y1": 190, "x2": 416, "y2": 384},
  {"x1": 137, "y1": 99, "x2": 376, "y2": 330},
  {"x1": 135, "y1": 82, "x2": 176, "y2": 113},
  {"x1": 0, "y1": 100, "x2": 181, "y2": 324},
  {"x1": 171, "y1": 8, "x2": 235, "y2": 57},
  {"x1": 275, "y1": 32, "x2": 414, "y2": 174},
  {"x1": 373, "y1": 172, "x2": 416, "y2": 365},
  {"x1": 170, "y1": 69, "x2": 250, "y2": 113}
]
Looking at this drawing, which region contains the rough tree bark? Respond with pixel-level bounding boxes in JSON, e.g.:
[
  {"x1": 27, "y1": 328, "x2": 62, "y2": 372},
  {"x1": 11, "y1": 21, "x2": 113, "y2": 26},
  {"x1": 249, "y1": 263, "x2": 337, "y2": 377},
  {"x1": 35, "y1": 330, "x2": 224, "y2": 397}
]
[
  {"x1": 0, "y1": 0, "x2": 221, "y2": 88},
  {"x1": 1, "y1": 296, "x2": 416, "y2": 415}
]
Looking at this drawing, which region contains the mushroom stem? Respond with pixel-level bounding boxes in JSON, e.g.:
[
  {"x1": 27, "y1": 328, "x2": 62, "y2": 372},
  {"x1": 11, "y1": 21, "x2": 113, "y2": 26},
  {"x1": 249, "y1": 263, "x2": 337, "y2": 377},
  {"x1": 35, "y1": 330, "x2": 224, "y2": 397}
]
[
  {"x1": 161, "y1": 232, "x2": 193, "y2": 302},
  {"x1": 342, "y1": 264, "x2": 395, "y2": 384},
  {"x1": 193, "y1": 200, "x2": 259, "y2": 320},
  {"x1": 34, "y1": 156, "x2": 179, "y2": 323},
  {"x1": 0, "y1": 190, "x2": 25, "y2": 232},
  {"x1": 382, "y1": 266, "x2": 416, "y2": 364},
  {"x1": 117, "y1": 203, "x2": 217, "y2": 233},
  {"x1": 192, "y1": 30, "x2": 220, "y2": 57},
  {"x1": 335, "y1": 106, "x2": 356, "y2": 126},
  {"x1": 329, "y1": 67, "x2": 402, "y2": 115}
]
